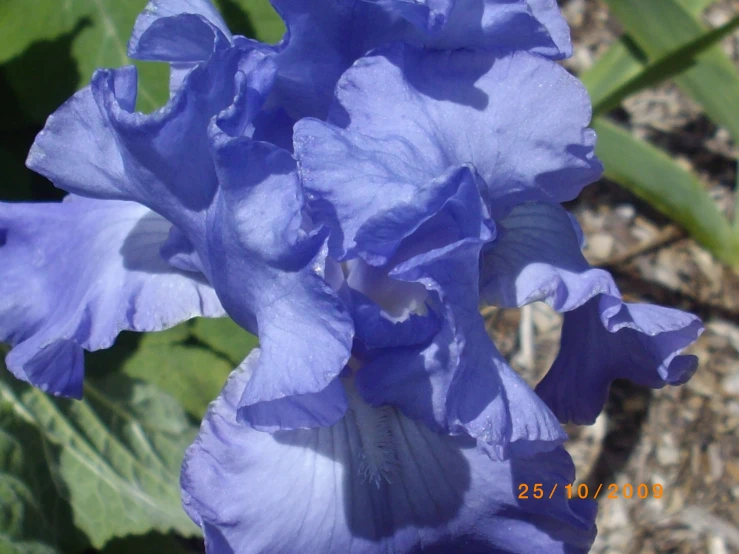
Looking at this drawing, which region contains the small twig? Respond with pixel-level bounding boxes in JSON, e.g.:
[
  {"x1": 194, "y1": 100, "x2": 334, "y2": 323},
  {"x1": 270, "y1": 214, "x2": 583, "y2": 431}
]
[
  {"x1": 517, "y1": 304, "x2": 535, "y2": 370},
  {"x1": 596, "y1": 225, "x2": 684, "y2": 268},
  {"x1": 480, "y1": 305, "x2": 497, "y2": 320}
]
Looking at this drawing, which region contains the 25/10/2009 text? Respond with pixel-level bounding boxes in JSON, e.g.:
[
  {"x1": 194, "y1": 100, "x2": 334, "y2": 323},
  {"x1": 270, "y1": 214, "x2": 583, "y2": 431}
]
[{"x1": 517, "y1": 483, "x2": 663, "y2": 500}]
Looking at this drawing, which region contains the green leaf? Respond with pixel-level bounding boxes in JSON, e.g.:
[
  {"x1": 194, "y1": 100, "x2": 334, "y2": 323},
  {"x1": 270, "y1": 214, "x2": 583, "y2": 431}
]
[
  {"x1": 603, "y1": 0, "x2": 739, "y2": 142},
  {"x1": 593, "y1": 118, "x2": 739, "y2": 267},
  {"x1": 190, "y1": 317, "x2": 259, "y2": 368},
  {"x1": 581, "y1": 0, "x2": 721, "y2": 110},
  {"x1": 735, "y1": 160, "x2": 739, "y2": 233},
  {"x1": 0, "y1": 147, "x2": 32, "y2": 201},
  {"x1": 0, "y1": 538, "x2": 59, "y2": 554},
  {"x1": 0, "y1": 0, "x2": 286, "y2": 122},
  {"x1": 98, "y1": 532, "x2": 195, "y2": 554},
  {"x1": 581, "y1": 36, "x2": 648, "y2": 109},
  {"x1": 0, "y1": 407, "x2": 66, "y2": 554},
  {"x1": 214, "y1": 0, "x2": 285, "y2": 43},
  {"x1": 593, "y1": 14, "x2": 739, "y2": 116},
  {"x1": 1, "y1": 316, "x2": 255, "y2": 551},
  {"x1": 675, "y1": 0, "x2": 719, "y2": 15},
  {"x1": 0, "y1": 1, "x2": 81, "y2": 63},
  {"x1": 0, "y1": 0, "x2": 169, "y2": 116},
  {"x1": 0, "y1": 362, "x2": 200, "y2": 550},
  {"x1": 88, "y1": 318, "x2": 257, "y2": 419}
]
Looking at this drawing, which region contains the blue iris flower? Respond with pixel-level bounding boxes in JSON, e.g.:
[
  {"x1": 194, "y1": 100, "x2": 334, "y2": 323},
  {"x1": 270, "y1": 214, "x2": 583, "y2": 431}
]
[{"x1": 0, "y1": 0, "x2": 703, "y2": 552}]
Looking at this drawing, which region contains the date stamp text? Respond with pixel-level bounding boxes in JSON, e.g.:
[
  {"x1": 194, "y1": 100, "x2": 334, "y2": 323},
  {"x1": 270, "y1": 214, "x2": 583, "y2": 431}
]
[{"x1": 517, "y1": 483, "x2": 663, "y2": 500}]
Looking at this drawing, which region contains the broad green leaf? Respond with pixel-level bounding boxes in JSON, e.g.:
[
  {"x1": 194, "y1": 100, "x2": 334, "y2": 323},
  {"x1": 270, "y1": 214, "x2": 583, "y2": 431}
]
[
  {"x1": 0, "y1": 541, "x2": 58, "y2": 554},
  {"x1": 0, "y1": 68, "x2": 35, "y2": 133},
  {"x1": 190, "y1": 317, "x2": 259, "y2": 368},
  {"x1": 593, "y1": 14, "x2": 739, "y2": 116},
  {"x1": 0, "y1": 538, "x2": 58, "y2": 554},
  {"x1": 98, "y1": 532, "x2": 194, "y2": 554},
  {"x1": 88, "y1": 318, "x2": 257, "y2": 419},
  {"x1": 0, "y1": 0, "x2": 285, "y2": 121},
  {"x1": 604, "y1": 0, "x2": 739, "y2": 143},
  {"x1": 0, "y1": 407, "x2": 66, "y2": 554},
  {"x1": 214, "y1": 0, "x2": 285, "y2": 43},
  {"x1": 0, "y1": 147, "x2": 31, "y2": 201},
  {"x1": 594, "y1": 118, "x2": 739, "y2": 267},
  {"x1": 0, "y1": 364, "x2": 200, "y2": 550},
  {"x1": 0, "y1": 0, "x2": 168, "y2": 116},
  {"x1": 0, "y1": 1, "x2": 83, "y2": 63}
]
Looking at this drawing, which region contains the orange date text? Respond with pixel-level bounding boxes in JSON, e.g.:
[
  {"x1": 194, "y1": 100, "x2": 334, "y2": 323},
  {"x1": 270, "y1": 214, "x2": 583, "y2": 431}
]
[{"x1": 517, "y1": 483, "x2": 663, "y2": 500}]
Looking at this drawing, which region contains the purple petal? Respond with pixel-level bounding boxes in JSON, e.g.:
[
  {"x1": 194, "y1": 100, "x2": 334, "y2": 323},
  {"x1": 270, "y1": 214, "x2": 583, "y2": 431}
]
[
  {"x1": 270, "y1": 0, "x2": 573, "y2": 118},
  {"x1": 477, "y1": 202, "x2": 703, "y2": 424},
  {"x1": 128, "y1": 0, "x2": 232, "y2": 61},
  {"x1": 27, "y1": 37, "x2": 347, "y2": 428},
  {"x1": 536, "y1": 296, "x2": 703, "y2": 424},
  {"x1": 128, "y1": 13, "x2": 230, "y2": 63},
  {"x1": 181, "y1": 350, "x2": 596, "y2": 554},
  {"x1": 481, "y1": 202, "x2": 619, "y2": 310},
  {"x1": 26, "y1": 45, "x2": 279, "y2": 243},
  {"x1": 127, "y1": 0, "x2": 233, "y2": 93},
  {"x1": 27, "y1": 60, "x2": 230, "y2": 239},
  {"x1": 295, "y1": 44, "x2": 601, "y2": 232},
  {"x1": 339, "y1": 161, "x2": 484, "y2": 353},
  {"x1": 524, "y1": 0, "x2": 572, "y2": 58},
  {"x1": 160, "y1": 225, "x2": 205, "y2": 274},
  {"x1": 321, "y1": 164, "x2": 565, "y2": 458},
  {"x1": 428, "y1": 0, "x2": 570, "y2": 58},
  {"x1": 268, "y1": 0, "x2": 403, "y2": 119},
  {"x1": 235, "y1": 372, "x2": 349, "y2": 431},
  {"x1": 213, "y1": 52, "x2": 279, "y2": 138},
  {"x1": 294, "y1": 108, "x2": 483, "y2": 260},
  {"x1": 0, "y1": 196, "x2": 224, "y2": 397},
  {"x1": 359, "y1": 238, "x2": 567, "y2": 459},
  {"x1": 371, "y1": 0, "x2": 454, "y2": 33},
  {"x1": 207, "y1": 134, "x2": 353, "y2": 430},
  {"x1": 343, "y1": 260, "x2": 441, "y2": 351}
]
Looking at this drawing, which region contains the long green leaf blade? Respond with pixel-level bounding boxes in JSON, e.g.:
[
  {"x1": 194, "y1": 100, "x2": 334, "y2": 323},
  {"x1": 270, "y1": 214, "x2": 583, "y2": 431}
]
[
  {"x1": 603, "y1": 0, "x2": 739, "y2": 142},
  {"x1": 581, "y1": 0, "x2": 722, "y2": 112},
  {"x1": 593, "y1": 14, "x2": 739, "y2": 115},
  {"x1": 594, "y1": 118, "x2": 739, "y2": 267},
  {"x1": 580, "y1": 36, "x2": 647, "y2": 109},
  {"x1": 675, "y1": 0, "x2": 720, "y2": 15}
]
